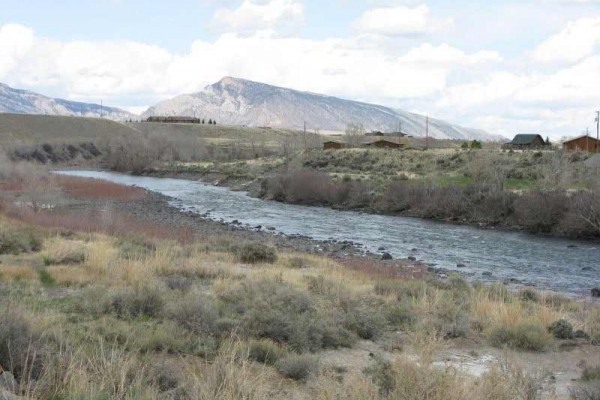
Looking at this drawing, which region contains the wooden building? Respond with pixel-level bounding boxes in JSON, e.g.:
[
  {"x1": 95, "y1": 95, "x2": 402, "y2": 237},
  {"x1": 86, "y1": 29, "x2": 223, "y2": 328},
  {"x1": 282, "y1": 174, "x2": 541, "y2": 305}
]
[
  {"x1": 563, "y1": 135, "x2": 600, "y2": 152},
  {"x1": 323, "y1": 141, "x2": 345, "y2": 150},
  {"x1": 363, "y1": 139, "x2": 404, "y2": 149},
  {"x1": 503, "y1": 134, "x2": 548, "y2": 149},
  {"x1": 146, "y1": 116, "x2": 201, "y2": 124}
]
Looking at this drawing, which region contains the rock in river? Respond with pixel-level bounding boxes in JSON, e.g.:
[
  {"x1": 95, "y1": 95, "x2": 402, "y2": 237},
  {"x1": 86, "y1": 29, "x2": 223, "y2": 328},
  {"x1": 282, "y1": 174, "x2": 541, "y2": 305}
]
[{"x1": 381, "y1": 252, "x2": 393, "y2": 260}]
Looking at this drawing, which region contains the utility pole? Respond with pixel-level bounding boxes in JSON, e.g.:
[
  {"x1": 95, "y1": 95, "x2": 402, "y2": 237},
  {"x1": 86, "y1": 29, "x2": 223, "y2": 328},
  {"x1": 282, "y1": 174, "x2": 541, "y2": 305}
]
[
  {"x1": 586, "y1": 126, "x2": 590, "y2": 152},
  {"x1": 425, "y1": 116, "x2": 429, "y2": 150},
  {"x1": 596, "y1": 111, "x2": 600, "y2": 153},
  {"x1": 303, "y1": 121, "x2": 307, "y2": 150}
]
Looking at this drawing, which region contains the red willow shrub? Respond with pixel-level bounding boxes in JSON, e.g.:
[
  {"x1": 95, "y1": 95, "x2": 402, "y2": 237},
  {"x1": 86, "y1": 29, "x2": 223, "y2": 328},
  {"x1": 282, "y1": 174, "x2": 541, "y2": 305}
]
[
  {"x1": 262, "y1": 170, "x2": 372, "y2": 208},
  {"x1": 263, "y1": 169, "x2": 600, "y2": 238},
  {"x1": 56, "y1": 176, "x2": 147, "y2": 201},
  {"x1": 1, "y1": 201, "x2": 196, "y2": 244}
]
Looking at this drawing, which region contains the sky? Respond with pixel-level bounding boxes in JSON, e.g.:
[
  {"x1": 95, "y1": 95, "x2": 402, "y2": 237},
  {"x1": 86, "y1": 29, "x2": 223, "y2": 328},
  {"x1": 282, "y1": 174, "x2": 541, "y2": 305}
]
[{"x1": 2, "y1": 0, "x2": 600, "y2": 138}]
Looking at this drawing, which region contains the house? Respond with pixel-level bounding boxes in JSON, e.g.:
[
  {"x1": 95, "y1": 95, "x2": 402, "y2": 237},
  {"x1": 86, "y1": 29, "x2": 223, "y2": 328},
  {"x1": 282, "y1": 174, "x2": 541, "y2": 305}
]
[
  {"x1": 563, "y1": 135, "x2": 600, "y2": 153},
  {"x1": 323, "y1": 140, "x2": 345, "y2": 150},
  {"x1": 146, "y1": 116, "x2": 200, "y2": 124},
  {"x1": 363, "y1": 139, "x2": 404, "y2": 149},
  {"x1": 503, "y1": 134, "x2": 548, "y2": 149}
]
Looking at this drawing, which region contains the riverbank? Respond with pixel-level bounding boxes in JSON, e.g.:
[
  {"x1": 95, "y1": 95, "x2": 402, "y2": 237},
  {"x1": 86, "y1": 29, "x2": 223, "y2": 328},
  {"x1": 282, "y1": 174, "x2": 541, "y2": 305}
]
[
  {"x1": 55, "y1": 169, "x2": 600, "y2": 297},
  {"x1": 140, "y1": 166, "x2": 600, "y2": 244}
]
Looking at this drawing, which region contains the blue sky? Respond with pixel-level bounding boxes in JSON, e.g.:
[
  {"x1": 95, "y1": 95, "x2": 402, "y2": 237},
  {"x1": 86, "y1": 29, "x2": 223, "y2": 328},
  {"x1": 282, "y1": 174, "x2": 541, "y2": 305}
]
[{"x1": 2, "y1": 0, "x2": 600, "y2": 137}]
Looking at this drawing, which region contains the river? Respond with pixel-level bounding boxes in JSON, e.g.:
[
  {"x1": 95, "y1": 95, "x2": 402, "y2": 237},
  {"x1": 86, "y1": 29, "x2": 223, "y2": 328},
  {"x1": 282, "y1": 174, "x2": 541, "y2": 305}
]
[{"x1": 57, "y1": 170, "x2": 599, "y2": 296}]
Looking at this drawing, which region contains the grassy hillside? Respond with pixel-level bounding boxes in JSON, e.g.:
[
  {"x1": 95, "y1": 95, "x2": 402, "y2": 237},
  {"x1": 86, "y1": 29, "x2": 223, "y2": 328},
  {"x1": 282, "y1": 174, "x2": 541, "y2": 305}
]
[
  {"x1": 0, "y1": 113, "x2": 137, "y2": 145},
  {"x1": 129, "y1": 121, "x2": 301, "y2": 145}
]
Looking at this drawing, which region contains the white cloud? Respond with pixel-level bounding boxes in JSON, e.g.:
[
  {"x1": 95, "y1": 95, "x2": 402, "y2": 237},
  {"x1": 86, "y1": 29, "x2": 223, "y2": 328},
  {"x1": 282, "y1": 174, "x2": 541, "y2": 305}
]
[
  {"x1": 210, "y1": 0, "x2": 304, "y2": 34},
  {"x1": 0, "y1": 24, "x2": 35, "y2": 78},
  {"x1": 353, "y1": 4, "x2": 453, "y2": 36},
  {"x1": 399, "y1": 43, "x2": 501, "y2": 65},
  {"x1": 0, "y1": 23, "x2": 500, "y2": 107},
  {"x1": 531, "y1": 17, "x2": 600, "y2": 63}
]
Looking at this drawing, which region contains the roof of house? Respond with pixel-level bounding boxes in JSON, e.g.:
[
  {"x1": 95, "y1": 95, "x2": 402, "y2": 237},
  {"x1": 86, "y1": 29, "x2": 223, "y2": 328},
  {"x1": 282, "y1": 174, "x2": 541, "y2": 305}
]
[
  {"x1": 563, "y1": 135, "x2": 600, "y2": 144},
  {"x1": 510, "y1": 134, "x2": 544, "y2": 145}
]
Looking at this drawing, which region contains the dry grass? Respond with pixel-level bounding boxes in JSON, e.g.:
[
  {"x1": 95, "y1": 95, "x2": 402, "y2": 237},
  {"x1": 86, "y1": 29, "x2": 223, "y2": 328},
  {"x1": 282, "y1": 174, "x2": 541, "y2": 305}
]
[
  {"x1": 0, "y1": 206, "x2": 597, "y2": 399},
  {"x1": 0, "y1": 264, "x2": 37, "y2": 282},
  {"x1": 47, "y1": 266, "x2": 95, "y2": 287}
]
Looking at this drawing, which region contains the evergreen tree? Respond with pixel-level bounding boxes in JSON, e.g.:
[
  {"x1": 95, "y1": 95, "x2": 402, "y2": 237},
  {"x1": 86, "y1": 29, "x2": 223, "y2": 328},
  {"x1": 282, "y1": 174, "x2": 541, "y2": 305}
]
[
  {"x1": 208, "y1": 119, "x2": 213, "y2": 124},
  {"x1": 202, "y1": 119, "x2": 205, "y2": 124},
  {"x1": 470, "y1": 140, "x2": 482, "y2": 149}
]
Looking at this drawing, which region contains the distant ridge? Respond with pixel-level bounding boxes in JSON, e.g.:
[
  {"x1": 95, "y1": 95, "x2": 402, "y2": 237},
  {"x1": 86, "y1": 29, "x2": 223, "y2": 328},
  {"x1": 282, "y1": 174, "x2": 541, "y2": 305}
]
[
  {"x1": 0, "y1": 82, "x2": 136, "y2": 121},
  {"x1": 142, "y1": 77, "x2": 503, "y2": 141}
]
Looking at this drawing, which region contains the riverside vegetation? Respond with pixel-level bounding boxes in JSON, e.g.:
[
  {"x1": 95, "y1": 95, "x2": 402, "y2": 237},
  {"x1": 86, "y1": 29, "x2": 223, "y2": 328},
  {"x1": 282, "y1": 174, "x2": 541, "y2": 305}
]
[
  {"x1": 144, "y1": 137, "x2": 600, "y2": 239},
  {"x1": 0, "y1": 157, "x2": 600, "y2": 399},
  {"x1": 5, "y1": 116, "x2": 600, "y2": 239}
]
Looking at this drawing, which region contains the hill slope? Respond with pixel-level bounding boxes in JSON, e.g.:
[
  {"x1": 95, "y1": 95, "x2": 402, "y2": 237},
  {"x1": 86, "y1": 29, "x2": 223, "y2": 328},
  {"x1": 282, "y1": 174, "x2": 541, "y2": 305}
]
[
  {"x1": 0, "y1": 113, "x2": 138, "y2": 145},
  {"x1": 0, "y1": 83, "x2": 135, "y2": 121},
  {"x1": 143, "y1": 77, "x2": 501, "y2": 141}
]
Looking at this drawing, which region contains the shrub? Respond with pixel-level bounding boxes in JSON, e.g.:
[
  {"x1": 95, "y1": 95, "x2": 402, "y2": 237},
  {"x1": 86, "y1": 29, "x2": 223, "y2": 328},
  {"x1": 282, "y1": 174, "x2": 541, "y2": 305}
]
[
  {"x1": 165, "y1": 275, "x2": 193, "y2": 292},
  {"x1": 246, "y1": 339, "x2": 284, "y2": 365},
  {"x1": 148, "y1": 358, "x2": 182, "y2": 392},
  {"x1": 287, "y1": 256, "x2": 307, "y2": 269},
  {"x1": 385, "y1": 303, "x2": 416, "y2": 329},
  {"x1": 238, "y1": 243, "x2": 277, "y2": 264},
  {"x1": 513, "y1": 190, "x2": 567, "y2": 233},
  {"x1": 110, "y1": 286, "x2": 165, "y2": 318},
  {"x1": 276, "y1": 354, "x2": 319, "y2": 381},
  {"x1": 548, "y1": 319, "x2": 574, "y2": 339},
  {"x1": 117, "y1": 236, "x2": 156, "y2": 260},
  {"x1": 37, "y1": 269, "x2": 56, "y2": 286},
  {"x1": 0, "y1": 228, "x2": 42, "y2": 255},
  {"x1": 218, "y1": 279, "x2": 346, "y2": 351},
  {"x1": 569, "y1": 382, "x2": 600, "y2": 400},
  {"x1": 343, "y1": 302, "x2": 387, "y2": 340},
  {"x1": 581, "y1": 364, "x2": 600, "y2": 382},
  {"x1": 488, "y1": 322, "x2": 552, "y2": 351},
  {"x1": 0, "y1": 309, "x2": 41, "y2": 380},
  {"x1": 519, "y1": 288, "x2": 540, "y2": 303},
  {"x1": 167, "y1": 297, "x2": 220, "y2": 336},
  {"x1": 43, "y1": 249, "x2": 85, "y2": 266}
]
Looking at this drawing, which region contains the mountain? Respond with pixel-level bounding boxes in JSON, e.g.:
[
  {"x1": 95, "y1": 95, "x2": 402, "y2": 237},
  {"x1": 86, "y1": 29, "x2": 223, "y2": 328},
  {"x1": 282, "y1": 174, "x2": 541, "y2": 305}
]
[
  {"x1": 0, "y1": 82, "x2": 135, "y2": 121},
  {"x1": 142, "y1": 77, "x2": 502, "y2": 141}
]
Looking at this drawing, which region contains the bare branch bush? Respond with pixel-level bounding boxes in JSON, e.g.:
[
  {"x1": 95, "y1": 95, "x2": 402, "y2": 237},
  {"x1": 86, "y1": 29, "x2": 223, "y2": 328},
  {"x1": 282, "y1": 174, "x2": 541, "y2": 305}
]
[
  {"x1": 541, "y1": 150, "x2": 573, "y2": 189},
  {"x1": 345, "y1": 123, "x2": 365, "y2": 148}
]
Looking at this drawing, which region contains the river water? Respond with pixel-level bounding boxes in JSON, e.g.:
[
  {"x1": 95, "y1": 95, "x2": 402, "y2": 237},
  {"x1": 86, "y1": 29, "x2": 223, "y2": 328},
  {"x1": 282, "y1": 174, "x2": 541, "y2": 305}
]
[{"x1": 57, "y1": 170, "x2": 599, "y2": 295}]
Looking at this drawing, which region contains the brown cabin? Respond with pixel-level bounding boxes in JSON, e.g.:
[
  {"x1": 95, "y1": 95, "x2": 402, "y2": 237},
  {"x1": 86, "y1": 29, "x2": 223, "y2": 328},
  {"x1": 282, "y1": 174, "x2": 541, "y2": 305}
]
[
  {"x1": 563, "y1": 135, "x2": 600, "y2": 152},
  {"x1": 323, "y1": 141, "x2": 345, "y2": 150},
  {"x1": 503, "y1": 134, "x2": 548, "y2": 149},
  {"x1": 363, "y1": 139, "x2": 404, "y2": 149}
]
